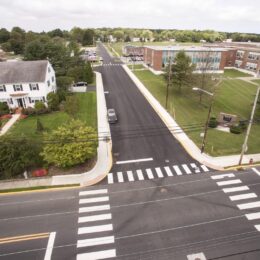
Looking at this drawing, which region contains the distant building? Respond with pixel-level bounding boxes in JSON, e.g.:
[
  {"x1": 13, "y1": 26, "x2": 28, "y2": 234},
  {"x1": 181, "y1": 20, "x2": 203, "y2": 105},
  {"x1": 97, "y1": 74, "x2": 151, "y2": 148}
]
[
  {"x1": 0, "y1": 60, "x2": 56, "y2": 109},
  {"x1": 122, "y1": 45, "x2": 144, "y2": 57},
  {"x1": 132, "y1": 37, "x2": 140, "y2": 42}
]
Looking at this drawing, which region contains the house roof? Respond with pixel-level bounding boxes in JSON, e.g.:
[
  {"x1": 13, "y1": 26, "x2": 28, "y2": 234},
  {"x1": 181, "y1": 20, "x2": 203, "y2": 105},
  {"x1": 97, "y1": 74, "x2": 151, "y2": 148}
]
[
  {"x1": 144, "y1": 45, "x2": 228, "y2": 52},
  {"x1": 0, "y1": 60, "x2": 49, "y2": 84}
]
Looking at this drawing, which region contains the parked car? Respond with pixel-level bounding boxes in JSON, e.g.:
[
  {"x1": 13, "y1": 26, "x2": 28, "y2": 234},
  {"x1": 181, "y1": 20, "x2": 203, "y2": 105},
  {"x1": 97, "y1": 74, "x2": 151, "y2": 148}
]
[
  {"x1": 107, "y1": 108, "x2": 118, "y2": 123},
  {"x1": 73, "y1": 82, "x2": 88, "y2": 87}
]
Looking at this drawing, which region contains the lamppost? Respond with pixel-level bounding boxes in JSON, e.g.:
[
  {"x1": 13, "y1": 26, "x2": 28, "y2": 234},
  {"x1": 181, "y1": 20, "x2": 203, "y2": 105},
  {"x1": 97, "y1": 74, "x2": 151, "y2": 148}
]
[{"x1": 165, "y1": 57, "x2": 172, "y2": 110}]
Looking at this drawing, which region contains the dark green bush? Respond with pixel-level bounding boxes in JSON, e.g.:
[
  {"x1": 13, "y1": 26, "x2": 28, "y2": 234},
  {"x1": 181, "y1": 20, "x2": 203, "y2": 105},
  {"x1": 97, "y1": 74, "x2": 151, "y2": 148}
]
[
  {"x1": 34, "y1": 101, "x2": 49, "y2": 115},
  {"x1": 0, "y1": 102, "x2": 9, "y2": 116},
  {"x1": 239, "y1": 120, "x2": 247, "y2": 131},
  {"x1": 208, "y1": 117, "x2": 218, "y2": 128},
  {"x1": 230, "y1": 125, "x2": 242, "y2": 134},
  {"x1": 22, "y1": 107, "x2": 35, "y2": 115}
]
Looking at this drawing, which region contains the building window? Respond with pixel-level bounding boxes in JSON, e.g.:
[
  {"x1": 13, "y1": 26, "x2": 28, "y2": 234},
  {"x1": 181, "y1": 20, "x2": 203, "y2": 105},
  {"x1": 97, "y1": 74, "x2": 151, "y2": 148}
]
[
  {"x1": 52, "y1": 76, "x2": 54, "y2": 82},
  {"x1": 29, "y1": 83, "x2": 39, "y2": 91},
  {"x1": 13, "y1": 84, "x2": 23, "y2": 91},
  {"x1": 246, "y1": 62, "x2": 257, "y2": 71},
  {"x1": 0, "y1": 85, "x2": 6, "y2": 92},
  {"x1": 48, "y1": 67, "x2": 51, "y2": 73},
  {"x1": 47, "y1": 80, "x2": 50, "y2": 87}
]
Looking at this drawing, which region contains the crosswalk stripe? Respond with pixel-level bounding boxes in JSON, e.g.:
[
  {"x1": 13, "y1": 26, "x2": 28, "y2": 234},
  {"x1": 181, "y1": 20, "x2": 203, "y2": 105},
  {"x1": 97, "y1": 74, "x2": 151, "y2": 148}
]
[
  {"x1": 255, "y1": 225, "x2": 260, "y2": 231},
  {"x1": 107, "y1": 173, "x2": 114, "y2": 184},
  {"x1": 77, "y1": 249, "x2": 116, "y2": 260},
  {"x1": 211, "y1": 173, "x2": 235, "y2": 180},
  {"x1": 77, "y1": 236, "x2": 115, "y2": 248},
  {"x1": 79, "y1": 189, "x2": 108, "y2": 196},
  {"x1": 252, "y1": 168, "x2": 260, "y2": 176},
  {"x1": 127, "y1": 171, "x2": 134, "y2": 182},
  {"x1": 146, "y1": 169, "x2": 154, "y2": 179},
  {"x1": 78, "y1": 224, "x2": 113, "y2": 235},
  {"x1": 237, "y1": 201, "x2": 260, "y2": 210},
  {"x1": 155, "y1": 167, "x2": 164, "y2": 178},
  {"x1": 78, "y1": 214, "x2": 112, "y2": 223},
  {"x1": 79, "y1": 196, "x2": 109, "y2": 204},
  {"x1": 222, "y1": 186, "x2": 249, "y2": 193},
  {"x1": 216, "y1": 179, "x2": 242, "y2": 186},
  {"x1": 136, "y1": 169, "x2": 144, "y2": 180},
  {"x1": 173, "y1": 165, "x2": 182, "y2": 175},
  {"x1": 79, "y1": 205, "x2": 110, "y2": 213},
  {"x1": 117, "y1": 172, "x2": 124, "y2": 183},
  {"x1": 182, "y1": 164, "x2": 192, "y2": 174},
  {"x1": 201, "y1": 165, "x2": 209, "y2": 172},
  {"x1": 190, "y1": 163, "x2": 200, "y2": 173},
  {"x1": 164, "y1": 166, "x2": 173, "y2": 176},
  {"x1": 229, "y1": 193, "x2": 257, "y2": 201},
  {"x1": 245, "y1": 212, "x2": 260, "y2": 220}
]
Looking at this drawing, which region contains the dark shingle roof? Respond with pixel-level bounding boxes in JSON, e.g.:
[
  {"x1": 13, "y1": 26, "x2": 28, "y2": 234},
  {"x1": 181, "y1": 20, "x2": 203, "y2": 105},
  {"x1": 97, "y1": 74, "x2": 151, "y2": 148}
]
[{"x1": 0, "y1": 60, "x2": 49, "y2": 84}]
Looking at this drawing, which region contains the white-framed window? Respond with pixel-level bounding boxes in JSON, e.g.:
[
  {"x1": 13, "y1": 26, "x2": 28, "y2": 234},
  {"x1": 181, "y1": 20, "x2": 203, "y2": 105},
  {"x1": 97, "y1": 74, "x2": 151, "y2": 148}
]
[
  {"x1": 246, "y1": 62, "x2": 257, "y2": 71},
  {"x1": 235, "y1": 60, "x2": 242, "y2": 68},
  {"x1": 13, "y1": 84, "x2": 23, "y2": 91},
  {"x1": 51, "y1": 76, "x2": 54, "y2": 82},
  {"x1": 48, "y1": 67, "x2": 51, "y2": 73},
  {"x1": 29, "y1": 97, "x2": 42, "y2": 104},
  {"x1": 0, "y1": 85, "x2": 6, "y2": 92},
  {"x1": 47, "y1": 80, "x2": 50, "y2": 87},
  {"x1": 29, "y1": 83, "x2": 39, "y2": 91},
  {"x1": 248, "y1": 52, "x2": 260, "y2": 61}
]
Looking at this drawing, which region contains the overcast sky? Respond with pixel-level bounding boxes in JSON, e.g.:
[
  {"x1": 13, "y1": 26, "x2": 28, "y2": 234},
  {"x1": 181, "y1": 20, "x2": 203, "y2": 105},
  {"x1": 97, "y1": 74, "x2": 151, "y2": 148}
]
[{"x1": 1, "y1": 0, "x2": 260, "y2": 33}]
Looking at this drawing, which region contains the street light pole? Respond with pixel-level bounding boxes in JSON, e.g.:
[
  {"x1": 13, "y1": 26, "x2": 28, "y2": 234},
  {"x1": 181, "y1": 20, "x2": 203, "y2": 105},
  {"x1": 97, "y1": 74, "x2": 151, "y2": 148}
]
[
  {"x1": 238, "y1": 86, "x2": 260, "y2": 165},
  {"x1": 166, "y1": 58, "x2": 172, "y2": 110}
]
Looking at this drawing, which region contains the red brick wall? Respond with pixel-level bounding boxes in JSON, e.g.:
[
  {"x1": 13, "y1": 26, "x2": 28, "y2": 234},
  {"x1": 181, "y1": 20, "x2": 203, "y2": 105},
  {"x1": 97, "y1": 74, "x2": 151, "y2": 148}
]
[
  {"x1": 220, "y1": 49, "x2": 237, "y2": 68},
  {"x1": 144, "y1": 48, "x2": 163, "y2": 71}
]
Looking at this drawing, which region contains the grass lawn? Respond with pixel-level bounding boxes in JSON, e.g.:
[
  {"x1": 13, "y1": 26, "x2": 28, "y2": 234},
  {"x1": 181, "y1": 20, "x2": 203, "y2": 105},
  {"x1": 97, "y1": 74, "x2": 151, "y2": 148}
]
[
  {"x1": 251, "y1": 79, "x2": 260, "y2": 85},
  {"x1": 127, "y1": 64, "x2": 147, "y2": 70},
  {"x1": 7, "y1": 92, "x2": 97, "y2": 139},
  {"x1": 133, "y1": 70, "x2": 260, "y2": 156},
  {"x1": 224, "y1": 69, "x2": 252, "y2": 78}
]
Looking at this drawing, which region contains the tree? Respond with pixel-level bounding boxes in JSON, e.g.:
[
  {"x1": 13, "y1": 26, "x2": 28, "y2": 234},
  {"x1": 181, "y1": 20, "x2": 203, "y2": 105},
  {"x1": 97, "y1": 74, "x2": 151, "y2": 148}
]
[
  {"x1": 0, "y1": 102, "x2": 9, "y2": 116},
  {"x1": 48, "y1": 29, "x2": 64, "y2": 38},
  {"x1": 0, "y1": 28, "x2": 10, "y2": 43},
  {"x1": 24, "y1": 40, "x2": 46, "y2": 60},
  {"x1": 47, "y1": 92, "x2": 60, "y2": 111},
  {"x1": 35, "y1": 101, "x2": 47, "y2": 114},
  {"x1": 8, "y1": 27, "x2": 25, "y2": 54},
  {"x1": 64, "y1": 95, "x2": 79, "y2": 118},
  {"x1": 82, "y1": 29, "x2": 94, "y2": 46},
  {"x1": 0, "y1": 138, "x2": 43, "y2": 179},
  {"x1": 83, "y1": 62, "x2": 94, "y2": 84},
  {"x1": 41, "y1": 120, "x2": 97, "y2": 168}
]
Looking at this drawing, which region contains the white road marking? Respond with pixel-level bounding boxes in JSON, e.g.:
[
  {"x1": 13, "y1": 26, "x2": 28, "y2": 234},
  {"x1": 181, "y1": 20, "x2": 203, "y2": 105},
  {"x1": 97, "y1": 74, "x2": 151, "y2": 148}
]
[
  {"x1": 255, "y1": 225, "x2": 260, "y2": 231},
  {"x1": 79, "y1": 196, "x2": 109, "y2": 204},
  {"x1": 229, "y1": 193, "x2": 257, "y2": 201},
  {"x1": 245, "y1": 212, "x2": 260, "y2": 220},
  {"x1": 237, "y1": 201, "x2": 260, "y2": 210},
  {"x1": 44, "y1": 232, "x2": 56, "y2": 260},
  {"x1": 116, "y1": 158, "x2": 153, "y2": 164},
  {"x1": 107, "y1": 173, "x2": 114, "y2": 184},
  {"x1": 211, "y1": 173, "x2": 235, "y2": 180},
  {"x1": 252, "y1": 168, "x2": 260, "y2": 176},
  {"x1": 79, "y1": 205, "x2": 110, "y2": 213},
  {"x1": 173, "y1": 165, "x2": 183, "y2": 175},
  {"x1": 155, "y1": 167, "x2": 164, "y2": 178},
  {"x1": 77, "y1": 236, "x2": 115, "y2": 248},
  {"x1": 222, "y1": 186, "x2": 249, "y2": 193},
  {"x1": 77, "y1": 249, "x2": 116, "y2": 260},
  {"x1": 182, "y1": 164, "x2": 192, "y2": 174},
  {"x1": 79, "y1": 189, "x2": 108, "y2": 196},
  {"x1": 216, "y1": 179, "x2": 242, "y2": 186},
  {"x1": 78, "y1": 214, "x2": 112, "y2": 223},
  {"x1": 127, "y1": 171, "x2": 134, "y2": 182},
  {"x1": 136, "y1": 169, "x2": 144, "y2": 180},
  {"x1": 164, "y1": 166, "x2": 173, "y2": 176},
  {"x1": 78, "y1": 224, "x2": 113, "y2": 235},
  {"x1": 201, "y1": 165, "x2": 209, "y2": 172},
  {"x1": 146, "y1": 169, "x2": 154, "y2": 179},
  {"x1": 190, "y1": 163, "x2": 200, "y2": 173},
  {"x1": 117, "y1": 172, "x2": 124, "y2": 183}
]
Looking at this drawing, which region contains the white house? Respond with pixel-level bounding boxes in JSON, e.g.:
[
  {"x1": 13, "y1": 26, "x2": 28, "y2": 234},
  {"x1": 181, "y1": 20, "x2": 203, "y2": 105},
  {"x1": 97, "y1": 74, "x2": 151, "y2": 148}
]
[{"x1": 0, "y1": 60, "x2": 56, "y2": 109}]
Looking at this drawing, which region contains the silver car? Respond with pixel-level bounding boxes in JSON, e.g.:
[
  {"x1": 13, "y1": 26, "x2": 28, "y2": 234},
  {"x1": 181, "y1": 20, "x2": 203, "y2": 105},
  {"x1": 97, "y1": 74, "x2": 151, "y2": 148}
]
[{"x1": 107, "y1": 108, "x2": 118, "y2": 123}]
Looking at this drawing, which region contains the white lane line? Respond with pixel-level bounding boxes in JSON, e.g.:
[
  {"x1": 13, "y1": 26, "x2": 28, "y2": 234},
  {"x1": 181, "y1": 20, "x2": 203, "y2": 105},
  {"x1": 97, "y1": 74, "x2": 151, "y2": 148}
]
[
  {"x1": 116, "y1": 158, "x2": 153, "y2": 164},
  {"x1": 164, "y1": 166, "x2": 173, "y2": 176},
  {"x1": 44, "y1": 232, "x2": 56, "y2": 260},
  {"x1": 216, "y1": 179, "x2": 242, "y2": 186},
  {"x1": 182, "y1": 164, "x2": 192, "y2": 174},
  {"x1": 79, "y1": 205, "x2": 110, "y2": 213},
  {"x1": 117, "y1": 172, "x2": 124, "y2": 183},
  {"x1": 107, "y1": 173, "x2": 114, "y2": 184},
  {"x1": 136, "y1": 169, "x2": 144, "y2": 180},
  {"x1": 77, "y1": 249, "x2": 116, "y2": 260},
  {"x1": 78, "y1": 224, "x2": 113, "y2": 235},
  {"x1": 245, "y1": 212, "x2": 260, "y2": 220},
  {"x1": 146, "y1": 169, "x2": 154, "y2": 179},
  {"x1": 252, "y1": 168, "x2": 260, "y2": 176},
  {"x1": 201, "y1": 165, "x2": 209, "y2": 172},
  {"x1": 229, "y1": 193, "x2": 257, "y2": 201},
  {"x1": 190, "y1": 163, "x2": 200, "y2": 173},
  {"x1": 155, "y1": 167, "x2": 164, "y2": 178},
  {"x1": 77, "y1": 236, "x2": 115, "y2": 248},
  {"x1": 79, "y1": 189, "x2": 108, "y2": 196},
  {"x1": 237, "y1": 201, "x2": 260, "y2": 210},
  {"x1": 222, "y1": 186, "x2": 250, "y2": 193},
  {"x1": 255, "y1": 225, "x2": 260, "y2": 232},
  {"x1": 211, "y1": 173, "x2": 235, "y2": 180},
  {"x1": 127, "y1": 171, "x2": 134, "y2": 182},
  {"x1": 173, "y1": 165, "x2": 183, "y2": 176},
  {"x1": 78, "y1": 213, "x2": 112, "y2": 223},
  {"x1": 79, "y1": 196, "x2": 109, "y2": 204}
]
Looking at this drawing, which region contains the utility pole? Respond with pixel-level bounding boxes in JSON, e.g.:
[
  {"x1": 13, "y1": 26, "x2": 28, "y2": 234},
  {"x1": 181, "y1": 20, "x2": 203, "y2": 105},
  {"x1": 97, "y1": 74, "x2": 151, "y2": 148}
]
[
  {"x1": 166, "y1": 58, "x2": 172, "y2": 110},
  {"x1": 238, "y1": 86, "x2": 260, "y2": 165}
]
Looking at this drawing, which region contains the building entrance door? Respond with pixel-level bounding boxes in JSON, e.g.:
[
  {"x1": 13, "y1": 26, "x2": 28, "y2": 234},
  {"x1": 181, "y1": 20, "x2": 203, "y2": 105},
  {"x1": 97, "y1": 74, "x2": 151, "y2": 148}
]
[{"x1": 17, "y1": 98, "x2": 24, "y2": 108}]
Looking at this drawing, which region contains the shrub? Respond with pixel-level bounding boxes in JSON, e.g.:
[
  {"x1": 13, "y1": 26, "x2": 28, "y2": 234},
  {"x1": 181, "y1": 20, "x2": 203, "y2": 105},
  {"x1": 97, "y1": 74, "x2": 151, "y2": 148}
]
[
  {"x1": 34, "y1": 101, "x2": 48, "y2": 115},
  {"x1": 230, "y1": 125, "x2": 242, "y2": 134},
  {"x1": 239, "y1": 120, "x2": 247, "y2": 131},
  {"x1": 22, "y1": 107, "x2": 35, "y2": 115},
  {"x1": 47, "y1": 92, "x2": 60, "y2": 111},
  {"x1": 64, "y1": 95, "x2": 79, "y2": 117},
  {"x1": 0, "y1": 102, "x2": 9, "y2": 116},
  {"x1": 208, "y1": 117, "x2": 218, "y2": 128}
]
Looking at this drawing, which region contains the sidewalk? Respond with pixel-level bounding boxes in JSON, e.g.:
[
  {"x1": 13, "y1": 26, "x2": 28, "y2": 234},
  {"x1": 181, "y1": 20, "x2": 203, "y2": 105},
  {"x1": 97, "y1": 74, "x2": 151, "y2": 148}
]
[
  {"x1": 122, "y1": 64, "x2": 260, "y2": 170},
  {"x1": 0, "y1": 114, "x2": 20, "y2": 136}
]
